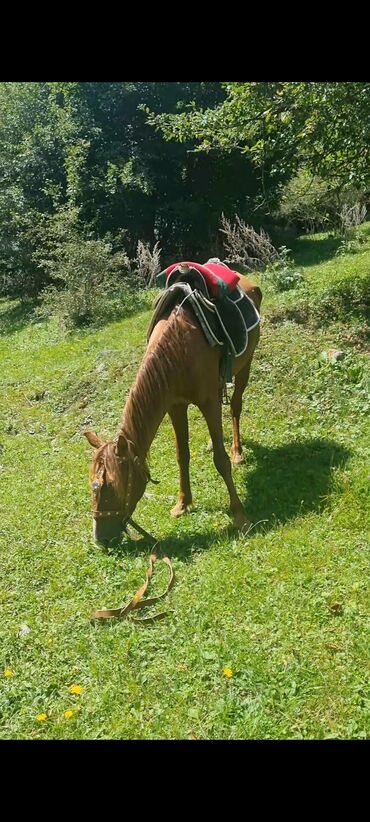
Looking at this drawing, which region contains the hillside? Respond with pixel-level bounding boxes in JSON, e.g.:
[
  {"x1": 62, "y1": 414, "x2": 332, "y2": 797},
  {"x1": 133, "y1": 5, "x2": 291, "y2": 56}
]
[{"x1": 0, "y1": 226, "x2": 369, "y2": 739}]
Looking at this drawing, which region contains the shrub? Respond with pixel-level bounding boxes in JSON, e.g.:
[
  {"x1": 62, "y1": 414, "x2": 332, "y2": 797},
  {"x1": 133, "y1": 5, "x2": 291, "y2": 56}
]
[
  {"x1": 311, "y1": 272, "x2": 370, "y2": 323},
  {"x1": 276, "y1": 168, "x2": 367, "y2": 234},
  {"x1": 262, "y1": 246, "x2": 304, "y2": 292},
  {"x1": 336, "y1": 202, "x2": 368, "y2": 256},
  {"x1": 219, "y1": 213, "x2": 281, "y2": 270},
  {"x1": 219, "y1": 213, "x2": 303, "y2": 292},
  {"x1": 277, "y1": 169, "x2": 336, "y2": 233},
  {"x1": 133, "y1": 240, "x2": 162, "y2": 287},
  {"x1": 35, "y1": 206, "x2": 130, "y2": 330}
]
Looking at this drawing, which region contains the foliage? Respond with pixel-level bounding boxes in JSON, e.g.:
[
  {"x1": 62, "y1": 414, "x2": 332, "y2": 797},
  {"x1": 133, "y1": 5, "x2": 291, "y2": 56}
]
[
  {"x1": 219, "y1": 214, "x2": 303, "y2": 291},
  {"x1": 263, "y1": 247, "x2": 304, "y2": 292},
  {"x1": 277, "y1": 170, "x2": 369, "y2": 239},
  {"x1": 148, "y1": 82, "x2": 370, "y2": 203},
  {"x1": 0, "y1": 82, "x2": 262, "y2": 297},
  {"x1": 335, "y1": 202, "x2": 368, "y2": 257},
  {"x1": 1, "y1": 82, "x2": 368, "y2": 301},
  {"x1": 35, "y1": 205, "x2": 130, "y2": 330},
  {"x1": 133, "y1": 240, "x2": 162, "y2": 287},
  {"x1": 220, "y1": 213, "x2": 279, "y2": 270},
  {"x1": 277, "y1": 169, "x2": 338, "y2": 233}
]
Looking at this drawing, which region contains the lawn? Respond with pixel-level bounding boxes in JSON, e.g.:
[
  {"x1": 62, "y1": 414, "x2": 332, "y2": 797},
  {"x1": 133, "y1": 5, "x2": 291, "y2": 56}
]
[{"x1": 0, "y1": 226, "x2": 369, "y2": 739}]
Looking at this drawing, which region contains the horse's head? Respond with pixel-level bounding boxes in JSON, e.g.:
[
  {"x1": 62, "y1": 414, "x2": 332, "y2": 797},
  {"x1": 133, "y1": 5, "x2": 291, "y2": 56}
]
[{"x1": 84, "y1": 431, "x2": 150, "y2": 545}]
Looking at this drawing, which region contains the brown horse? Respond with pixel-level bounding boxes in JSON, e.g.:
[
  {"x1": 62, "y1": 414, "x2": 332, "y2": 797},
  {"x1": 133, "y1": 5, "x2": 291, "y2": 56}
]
[{"x1": 85, "y1": 275, "x2": 262, "y2": 545}]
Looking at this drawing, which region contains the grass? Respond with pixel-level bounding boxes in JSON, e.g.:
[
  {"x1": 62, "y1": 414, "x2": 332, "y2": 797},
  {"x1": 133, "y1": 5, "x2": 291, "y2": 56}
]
[
  {"x1": 263, "y1": 221, "x2": 370, "y2": 318},
  {"x1": 0, "y1": 225, "x2": 369, "y2": 739}
]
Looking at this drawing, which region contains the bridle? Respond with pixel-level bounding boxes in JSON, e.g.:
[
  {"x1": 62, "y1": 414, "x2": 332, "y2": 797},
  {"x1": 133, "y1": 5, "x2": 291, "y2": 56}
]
[
  {"x1": 91, "y1": 438, "x2": 156, "y2": 528},
  {"x1": 89, "y1": 438, "x2": 174, "y2": 623},
  {"x1": 92, "y1": 450, "x2": 134, "y2": 523}
]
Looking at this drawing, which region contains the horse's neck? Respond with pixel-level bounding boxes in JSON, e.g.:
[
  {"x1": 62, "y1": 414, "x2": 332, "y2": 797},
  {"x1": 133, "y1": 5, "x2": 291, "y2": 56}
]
[
  {"x1": 118, "y1": 325, "x2": 177, "y2": 459},
  {"x1": 122, "y1": 395, "x2": 165, "y2": 461}
]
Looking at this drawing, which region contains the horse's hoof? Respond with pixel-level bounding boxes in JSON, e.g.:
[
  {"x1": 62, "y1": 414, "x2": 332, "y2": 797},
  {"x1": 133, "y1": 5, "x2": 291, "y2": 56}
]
[
  {"x1": 233, "y1": 514, "x2": 251, "y2": 532},
  {"x1": 231, "y1": 452, "x2": 245, "y2": 466},
  {"x1": 171, "y1": 503, "x2": 193, "y2": 518}
]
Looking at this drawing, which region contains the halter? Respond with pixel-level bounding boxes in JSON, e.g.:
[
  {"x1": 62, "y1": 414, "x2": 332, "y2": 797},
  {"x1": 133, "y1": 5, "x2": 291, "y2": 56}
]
[
  {"x1": 90, "y1": 436, "x2": 159, "y2": 524},
  {"x1": 91, "y1": 444, "x2": 134, "y2": 522}
]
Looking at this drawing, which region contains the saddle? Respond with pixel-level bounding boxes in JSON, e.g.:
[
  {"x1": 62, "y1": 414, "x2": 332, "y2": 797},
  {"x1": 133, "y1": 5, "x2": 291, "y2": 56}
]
[{"x1": 147, "y1": 261, "x2": 260, "y2": 383}]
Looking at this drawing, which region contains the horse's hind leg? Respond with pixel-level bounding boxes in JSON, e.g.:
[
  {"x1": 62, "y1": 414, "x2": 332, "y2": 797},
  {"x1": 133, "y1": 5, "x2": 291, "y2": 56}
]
[
  {"x1": 206, "y1": 385, "x2": 222, "y2": 453},
  {"x1": 169, "y1": 404, "x2": 193, "y2": 517},
  {"x1": 230, "y1": 362, "x2": 252, "y2": 465},
  {"x1": 200, "y1": 398, "x2": 250, "y2": 531},
  {"x1": 206, "y1": 365, "x2": 251, "y2": 463}
]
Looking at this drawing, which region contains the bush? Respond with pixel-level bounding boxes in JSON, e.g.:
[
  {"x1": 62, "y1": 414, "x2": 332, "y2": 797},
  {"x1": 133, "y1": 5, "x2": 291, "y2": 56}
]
[
  {"x1": 219, "y1": 214, "x2": 303, "y2": 292},
  {"x1": 219, "y1": 213, "x2": 280, "y2": 270},
  {"x1": 277, "y1": 168, "x2": 368, "y2": 234},
  {"x1": 336, "y1": 202, "x2": 368, "y2": 256},
  {"x1": 277, "y1": 169, "x2": 336, "y2": 233},
  {"x1": 311, "y1": 272, "x2": 370, "y2": 323},
  {"x1": 0, "y1": 201, "x2": 46, "y2": 300},
  {"x1": 262, "y1": 246, "x2": 304, "y2": 292},
  {"x1": 133, "y1": 240, "x2": 161, "y2": 287},
  {"x1": 35, "y1": 206, "x2": 130, "y2": 330}
]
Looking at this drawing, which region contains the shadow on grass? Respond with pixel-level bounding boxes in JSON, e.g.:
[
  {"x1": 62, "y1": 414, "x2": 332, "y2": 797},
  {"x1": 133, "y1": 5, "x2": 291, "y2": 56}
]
[
  {"x1": 242, "y1": 437, "x2": 350, "y2": 533},
  {"x1": 0, "y1": 289, "x2": 157, "y2": 338},
  {"x1": 103, "y1": 522, "x2": 221, "y2": 564},
  {"x1": 0, "y1": 299, "x2": 38, "y2": 336},
  {"x1": 106, "y1": 437, "x2": 350, "y2": 562},
  {"x1": 289, "y1": 234, "x2": 343, "y2": 266}
]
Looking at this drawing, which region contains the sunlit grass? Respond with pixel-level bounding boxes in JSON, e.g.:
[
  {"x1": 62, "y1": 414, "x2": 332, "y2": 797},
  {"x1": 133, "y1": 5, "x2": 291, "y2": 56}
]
[{"x1": 0, "y1": 227, "x2": 369, "y2": 739}]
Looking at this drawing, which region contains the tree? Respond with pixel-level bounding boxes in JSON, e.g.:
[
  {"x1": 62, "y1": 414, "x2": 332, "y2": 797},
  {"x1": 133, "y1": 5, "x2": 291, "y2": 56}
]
[
  {"x1": 0, "y1": 82, "x2": 271, "y2": 297},
  {"x1": 147, "y1": 82, "x2": 370, "y2": 205}
]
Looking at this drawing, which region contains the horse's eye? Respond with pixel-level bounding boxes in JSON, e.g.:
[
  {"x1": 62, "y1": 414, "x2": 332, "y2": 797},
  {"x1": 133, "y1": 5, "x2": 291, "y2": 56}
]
[{"x1": 92, "y1": 480, "x2": 101, "y2": 491}]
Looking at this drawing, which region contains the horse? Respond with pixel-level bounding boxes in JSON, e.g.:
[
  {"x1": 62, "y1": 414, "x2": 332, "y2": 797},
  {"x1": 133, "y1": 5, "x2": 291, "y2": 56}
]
[{"x1": 85, "y1": 273, "x2": 262, "y2": 545}]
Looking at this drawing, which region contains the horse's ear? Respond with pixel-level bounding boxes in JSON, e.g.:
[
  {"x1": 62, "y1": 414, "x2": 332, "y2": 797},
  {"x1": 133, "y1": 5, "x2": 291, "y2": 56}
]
[
  {"x1": 84, "y1": 431, "x2": 103, "y2": 449},
  {"x1": 115, "y1": 433, "x2": 129, "y2": 459}
]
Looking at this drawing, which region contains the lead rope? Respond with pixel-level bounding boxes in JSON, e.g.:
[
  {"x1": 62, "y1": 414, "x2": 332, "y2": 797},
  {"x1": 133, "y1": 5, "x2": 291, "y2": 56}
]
[{"x1": 90, "y1": 542, "x2": 175, "y2": 625}]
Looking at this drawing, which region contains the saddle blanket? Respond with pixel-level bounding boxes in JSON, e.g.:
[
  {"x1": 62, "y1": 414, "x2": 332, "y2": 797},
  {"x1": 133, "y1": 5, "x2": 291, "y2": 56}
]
[
  {"x1": 157, "y1": 260, "x2": 240, "y2": 298},
  {"x1": 148, "y1": 260, "x2": 260, "y2": 383}
]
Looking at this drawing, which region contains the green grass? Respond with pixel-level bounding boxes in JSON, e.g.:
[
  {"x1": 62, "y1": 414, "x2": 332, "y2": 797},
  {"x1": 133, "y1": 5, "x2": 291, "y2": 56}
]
[
  {"x1": 0, "y1": 226, "x2": 369, "y2": 739},
  {"x1": 263, "y1": 221, "x2": 370, "y2": 320}
]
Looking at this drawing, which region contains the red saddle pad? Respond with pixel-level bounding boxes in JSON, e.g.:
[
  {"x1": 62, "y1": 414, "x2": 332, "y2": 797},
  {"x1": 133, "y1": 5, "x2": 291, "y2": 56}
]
[{"x1": 165, "y1": 261, "x2": 240, "y2": 298}]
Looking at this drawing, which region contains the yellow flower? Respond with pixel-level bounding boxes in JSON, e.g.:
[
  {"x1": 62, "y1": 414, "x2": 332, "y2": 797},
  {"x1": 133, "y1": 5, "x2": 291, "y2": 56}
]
[
  {"x1": 64, "y1": 709, "x2": 74, "y2": 719},
  {"x1": 223, "y1": 667, "x2": 233, "y2": 678},
  {"x1": 69, "y1": 684, "x2": 83, "y2": 695},
  {"x1": 3, "y1": 669, "x2": 14, "y2": 677},
  {"x1": 36, "y1": 713, "x2": 48, "y2": 721}
]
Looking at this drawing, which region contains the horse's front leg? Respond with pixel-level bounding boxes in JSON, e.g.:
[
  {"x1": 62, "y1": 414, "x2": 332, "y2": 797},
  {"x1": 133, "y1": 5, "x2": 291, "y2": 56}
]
[
  {"x1": 200, "y1": 398, "x2": 250, "y2": 531},
  {"x1": 168, "y1": 404, "x2": 193, "y2": 517}
]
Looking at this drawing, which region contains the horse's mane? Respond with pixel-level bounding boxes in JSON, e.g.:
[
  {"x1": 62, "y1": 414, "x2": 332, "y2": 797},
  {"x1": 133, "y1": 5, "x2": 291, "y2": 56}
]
[
  {"x1": 121, "y1": 308, "x2": 186, "y2": 441},
  {"x1": 89, "y1": 307, "x2": 189, "y2": 496}
]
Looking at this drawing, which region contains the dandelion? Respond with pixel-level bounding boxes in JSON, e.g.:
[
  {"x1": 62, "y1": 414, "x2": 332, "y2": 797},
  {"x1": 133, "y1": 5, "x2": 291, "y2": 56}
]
[
  {"x1": 36, "y1": 713, "x2": 48, "y2": 721},
  {"x1": 69, "y1": 684, "x2": 83, "y2": 695},
  {"x1": 223, "y1": 667, "x2": 233, "y2": 678},
  {"x1": 3, "y1": 669, "x2": 14, "y2": 677},
  {"x1": 64, "y1": 709, "x2": 74, "y2": 719}
]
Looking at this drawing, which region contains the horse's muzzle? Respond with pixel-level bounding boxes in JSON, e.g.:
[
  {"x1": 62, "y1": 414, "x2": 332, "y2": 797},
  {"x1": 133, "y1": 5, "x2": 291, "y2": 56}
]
[{"x1": 93, "y1": 517, "x2": 124, "y2": 546}]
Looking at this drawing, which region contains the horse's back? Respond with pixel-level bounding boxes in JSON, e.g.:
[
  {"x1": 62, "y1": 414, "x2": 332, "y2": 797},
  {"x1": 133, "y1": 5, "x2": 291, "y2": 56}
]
[
  {"x1": 147, "y1": 274, "x2": 262, "y2": 400},
  {"x1": 237, "y1": 275, "x2": 263, "y2": 312}
]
